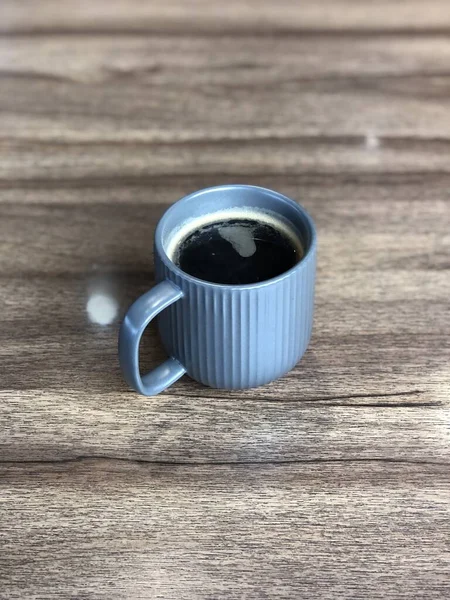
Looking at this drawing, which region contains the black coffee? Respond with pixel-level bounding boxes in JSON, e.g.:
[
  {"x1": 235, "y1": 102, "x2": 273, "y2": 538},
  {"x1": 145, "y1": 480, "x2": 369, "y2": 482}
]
[{"x1": 175, "y1": 217, "x2": 302, "y2": 284}]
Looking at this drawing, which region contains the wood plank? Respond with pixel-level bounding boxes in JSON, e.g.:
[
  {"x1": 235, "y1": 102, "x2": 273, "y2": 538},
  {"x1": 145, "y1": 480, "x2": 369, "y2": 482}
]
[
  {"x1": 2, "y1": 35, "x2": 450, "y2": 84},
  {"x1": 2, "y1": 137, "x2": 450, "y2": 183},
  {"x1": 1, "y1": 388, "x2": 448, "y2": 463},
  {"x1": 1, "y1": 1, "x2": 450, "y2": 34},
  {"x1": 1, "y1": 461, "x2": 449, "y2": 599},
  {"x1": 1, "y1": 35, "x2": 450, "y2": 143}
]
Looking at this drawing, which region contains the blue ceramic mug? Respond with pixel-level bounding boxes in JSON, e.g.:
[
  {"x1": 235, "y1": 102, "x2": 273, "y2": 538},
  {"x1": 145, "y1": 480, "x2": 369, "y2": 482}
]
[{"x1": 119, "y1": 185, "x2": 316, "y2": 395}]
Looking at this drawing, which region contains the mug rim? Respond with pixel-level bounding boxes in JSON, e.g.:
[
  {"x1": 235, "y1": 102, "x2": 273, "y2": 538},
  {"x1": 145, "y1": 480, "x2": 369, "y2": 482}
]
[{"x1": 155, "y1": 184, "x2": 317, "y2": 290}]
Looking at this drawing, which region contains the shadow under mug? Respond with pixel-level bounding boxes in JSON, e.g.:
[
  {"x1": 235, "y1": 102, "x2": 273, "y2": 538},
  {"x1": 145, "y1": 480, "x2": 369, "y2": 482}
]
[{"x1": 119, "y1": 184, "x2": 317, "y2": 395}]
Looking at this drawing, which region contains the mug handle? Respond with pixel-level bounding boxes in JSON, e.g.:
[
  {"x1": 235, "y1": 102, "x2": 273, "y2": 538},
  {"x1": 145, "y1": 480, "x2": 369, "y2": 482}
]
[{"x1": 119, "y1": 280, "x2": 186, "y2": 396}]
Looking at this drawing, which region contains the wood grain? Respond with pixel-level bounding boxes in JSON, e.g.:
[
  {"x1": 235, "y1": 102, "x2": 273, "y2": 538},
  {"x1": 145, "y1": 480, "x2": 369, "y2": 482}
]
[
  {"x1": 1, "y1": 461, "x2": 450, "y2": 600},
  {"x1": 2, "y1": 34, "x2": 450, "y2": 145},
  {"x1": 2, "y1": 0, "x2": 450, "y2": 34},
  {"x1": 0, "y1": 1, "x2": 449, "y2": 598}
]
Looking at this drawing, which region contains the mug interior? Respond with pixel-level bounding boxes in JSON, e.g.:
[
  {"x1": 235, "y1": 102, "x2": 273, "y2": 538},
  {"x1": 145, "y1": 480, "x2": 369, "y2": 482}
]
[{"x1": 156, "y1": 185, "x2": 315, "y2": 281}]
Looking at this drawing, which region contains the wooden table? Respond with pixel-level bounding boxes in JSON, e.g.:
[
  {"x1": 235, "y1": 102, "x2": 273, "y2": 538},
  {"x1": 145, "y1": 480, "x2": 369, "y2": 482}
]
[{"x1": 1, "y1": 2, "x2": 449, "y2": 598}]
